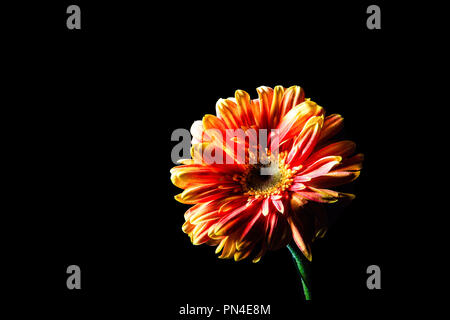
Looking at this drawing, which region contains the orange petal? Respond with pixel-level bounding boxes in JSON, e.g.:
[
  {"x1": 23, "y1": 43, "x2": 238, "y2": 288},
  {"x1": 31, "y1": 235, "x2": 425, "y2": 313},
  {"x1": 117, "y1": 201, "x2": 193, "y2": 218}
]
[
  {"x1": 269, "y1": 85, "x2": 285, "y2": 128},
  {"x1": 234, "y1": 247, "x2": 254, "y2": 261},
  {"x1": 286, "y1": 115, "x2": 324, "y2": 165},
  {"x1": 191, "y1": 220, "x2": 217, "y2": 245},
  {"x1": 202, "y1": 114, "x2": 227, "y2": 131},
  {"x1": 248, "y1": 99, "x2": 260, "y2": 128},
  {"x1": 184, "y1": 202, "x2": 213, "y2": 221},
  {"x1": 287, "y1": 215, "x2": 312, "y2": 261},
  {"x1": 280, "y1": 85, "x2": 305, "y2": 118},
  {"x1": 216, "y1": 98, "x2": 242, "y2": 129},
  {"x1": 190, "y1": 209, "x2": 221, "y2": 224},
  {"x1": 212, "y1": 203, "x2": 253, "y2": 236},
  {"x1": 170, "y1": 165, "x2": 233, "y2": 189},
  {"x1": 182, "y1": 219, "x2": 195, "y2": 234},
  {"x1": 218, "y1": 237, "x2": 237, "y2": 259},
  {"x1": 202, "y1": 115, "x2": 249, "y2": 164},
  {"x1": 218, "y1": 195, "x2": 249, "y2": 214},
  {"x1": 290, "y1": 192, "x2": 308, "y2": 211},
  {"x1": 235, "y1": 90, "x2": 253, "y2": 126},
  {"x1": 175, "y1": 184, "x2": 235, "y2": 204},
  {"x1": 256, "y1": 86, "x2": 274, "y2": 129},
  {"x1": 277, "y1": 100, "x2": 324, "y2": 143}
]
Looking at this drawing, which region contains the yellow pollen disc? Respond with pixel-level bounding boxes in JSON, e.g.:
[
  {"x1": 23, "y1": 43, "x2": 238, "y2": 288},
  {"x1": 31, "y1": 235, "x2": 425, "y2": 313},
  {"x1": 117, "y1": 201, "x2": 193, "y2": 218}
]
[{"x1": 239, "y1": 151, "x2": 298, "y2": 198}]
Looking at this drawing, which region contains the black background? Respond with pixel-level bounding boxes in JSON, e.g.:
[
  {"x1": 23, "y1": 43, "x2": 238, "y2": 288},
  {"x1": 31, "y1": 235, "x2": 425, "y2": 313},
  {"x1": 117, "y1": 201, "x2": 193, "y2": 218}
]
[{"x1": 4, "y1": 0, "x2": 428, "y2": 317}]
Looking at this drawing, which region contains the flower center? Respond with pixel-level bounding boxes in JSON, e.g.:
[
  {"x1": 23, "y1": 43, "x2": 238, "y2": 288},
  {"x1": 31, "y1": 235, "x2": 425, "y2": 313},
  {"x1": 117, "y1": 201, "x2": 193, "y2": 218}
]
[{"x1": 238, "y1": 152, "x2": 297, "y2": 198}]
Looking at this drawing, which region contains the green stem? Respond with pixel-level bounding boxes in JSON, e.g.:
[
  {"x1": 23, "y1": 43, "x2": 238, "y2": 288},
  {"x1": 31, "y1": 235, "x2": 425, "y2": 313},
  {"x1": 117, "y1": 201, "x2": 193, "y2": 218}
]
[{"x1": 287, "y1": 244, "x2": 312, "y2": 300}]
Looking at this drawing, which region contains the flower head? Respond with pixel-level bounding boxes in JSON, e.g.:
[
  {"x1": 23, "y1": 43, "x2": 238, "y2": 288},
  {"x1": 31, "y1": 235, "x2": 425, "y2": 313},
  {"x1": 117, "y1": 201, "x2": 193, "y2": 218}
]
[{"x1": 171, "y1": 85, "x2": 363, "y2": 262}]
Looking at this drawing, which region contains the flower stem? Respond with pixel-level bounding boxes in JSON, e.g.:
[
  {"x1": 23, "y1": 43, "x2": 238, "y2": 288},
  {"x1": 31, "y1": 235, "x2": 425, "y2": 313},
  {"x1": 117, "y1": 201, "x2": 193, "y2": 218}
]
[{"x1": 287, "y1": 244, "x2": 312, "y2": 300}]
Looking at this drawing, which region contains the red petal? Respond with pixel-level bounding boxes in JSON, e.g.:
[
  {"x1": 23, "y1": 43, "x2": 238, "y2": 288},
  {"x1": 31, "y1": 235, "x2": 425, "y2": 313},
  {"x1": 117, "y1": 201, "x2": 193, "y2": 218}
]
[
  {"x1": 238, "y1": 209, "x2": 263, "y2": 243},
  {"x1": 272, "y1": 198, "x2": 285, "y2": 214},
  {"x1": 305, "y1": 140, "x2": 356, "y2": 165},
  {"x1": 289, "y1": 182, "x2": 306, "y2": 191},
  {"x1": 298, "y1": 156, "x2": 342, "y2": 178},
  {"x1": 262, "y1": 198, "x2": 270, "y2": 216},
  {"x1": 212, "y1": 201, "x2": 255, "y2": 236}
]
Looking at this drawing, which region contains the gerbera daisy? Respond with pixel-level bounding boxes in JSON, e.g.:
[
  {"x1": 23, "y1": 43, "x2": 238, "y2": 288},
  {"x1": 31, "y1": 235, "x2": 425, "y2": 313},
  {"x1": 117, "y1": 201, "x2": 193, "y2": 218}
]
[{"x1": 171, "y1": 85, "x2": 363, "y2": 265}]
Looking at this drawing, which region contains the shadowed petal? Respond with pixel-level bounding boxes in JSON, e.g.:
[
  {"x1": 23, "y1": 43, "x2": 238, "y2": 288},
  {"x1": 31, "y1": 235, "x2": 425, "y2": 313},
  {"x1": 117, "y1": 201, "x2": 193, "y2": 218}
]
[
  {"x1": 305, "y1": 140, "x2": 356, "y2": 165},
  {"x1": 317, "y1": 114, "x2": 343, "y2": 145},
  {"x1": 335, "y1": 153, "x2": 364, "y2": 171},
  {"x1": 293, "y1": 187, "x2": 339, "y2": 203},
  {"x1": 288, "y1": 215, "x2": 312, "y2": 261},
  {"x1": 309, "y1": 171, "x2": 361, "y2": 188}
]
